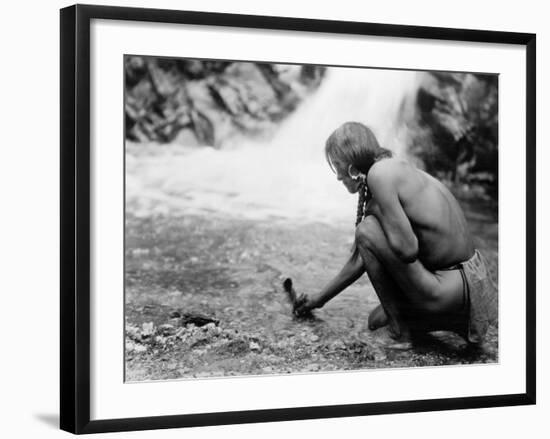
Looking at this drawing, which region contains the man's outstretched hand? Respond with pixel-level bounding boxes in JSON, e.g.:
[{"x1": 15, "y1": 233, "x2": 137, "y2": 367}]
[
  {"x1": 282, "y1": 278, "x2": 319, "y2": 318},
  {"x1": 293, "y1": 293, "x2": 319, "y2": 317}
]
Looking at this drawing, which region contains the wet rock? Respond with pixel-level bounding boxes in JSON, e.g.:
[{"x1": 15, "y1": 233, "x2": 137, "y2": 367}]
[
  {"x1": 154, "y1": 335, "x2": 167, "y2": 344},
  {"x1": 126, "y1": 324, "x2": 141, "y2": 341},
  {"x1": 249, "y1": 341, "x2": 261, "y2": 352},
  {"x1": 125, "y1": 57, "x2": 325, "y2": 145},
  {"x1": 158, "y1": 324, "x2": 175, "y2": 336},
  {"x1": 180, "y1": 312, "x2": 219, "y2": 327},
  {"x1": 141, "y1": 304, "x2": 157, "y2": 314},
  {"x1": 218, "y1": 339, "x2": 249, "y2": 355},
  {"x1": 141, "y1": 322, "x2": 154, "y2": 338},
  {"x1": 304, "y1": 363, "x2": 320, "y2": 372},
  {"x1": 168, "y1": 318, "x2": 180, "y2": 326},
  {"x1": 413, "y1": 72, "x2": 498, "y2": 193},
  {"x1": 134, "y1": 344, "x2": 147, "y2": 353}
]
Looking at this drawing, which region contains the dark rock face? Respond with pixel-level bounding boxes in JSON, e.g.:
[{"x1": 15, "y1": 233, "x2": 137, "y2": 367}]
[
  {"x1": 411, "y1": 72, "x2": 498, "y2": 198},
  {"x1": 125, "y1": 56, "x2": 326, "y2": 146}
]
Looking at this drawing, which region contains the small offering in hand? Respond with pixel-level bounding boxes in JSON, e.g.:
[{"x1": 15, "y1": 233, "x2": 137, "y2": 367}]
[{"x1": 282, "y1": 278, "x2": 313, "y2": 318}]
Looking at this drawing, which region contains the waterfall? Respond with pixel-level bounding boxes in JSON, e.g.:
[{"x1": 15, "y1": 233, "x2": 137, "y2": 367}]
[{"x1": 126, "y1": 67, "x2": 424, "y2": 223}]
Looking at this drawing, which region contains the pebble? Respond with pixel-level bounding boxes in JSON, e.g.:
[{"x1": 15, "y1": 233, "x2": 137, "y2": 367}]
[
  {"x1": 249, "y1": 341, "x2": 261, "y2": 351},
  {"x1": 304, "y1": 363, "x2": 320, "y2": 372},
  {"x1": 154, "y1": 335, "x2": 166, "y2": 344},
  {"x1": 134, "y1": 344, "x2": 147, "y2": 353},
  {"x1": 141, "y1": 322, "x2": 154, "y2": 337},
  {"x1": 158, "y1": 324, "x2": 175, "y2": 335}
]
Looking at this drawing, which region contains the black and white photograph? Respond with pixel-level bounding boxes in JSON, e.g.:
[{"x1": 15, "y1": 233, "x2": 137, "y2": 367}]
[{"x1": 124, "y1": 56, "x2": 499, "y2": 382}]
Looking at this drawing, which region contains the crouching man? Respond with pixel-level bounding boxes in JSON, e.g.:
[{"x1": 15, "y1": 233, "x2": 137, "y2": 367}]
[{"x1": 295, "y1": 122, "x2": 492, "y2": 345}]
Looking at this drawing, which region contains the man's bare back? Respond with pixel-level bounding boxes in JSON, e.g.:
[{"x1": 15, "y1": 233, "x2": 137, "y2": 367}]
[{"x1": 365, "y1": 158, "x2": 474, "y2": 270}]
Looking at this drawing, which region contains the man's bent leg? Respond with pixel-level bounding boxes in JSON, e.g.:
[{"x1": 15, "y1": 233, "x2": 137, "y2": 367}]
[
  {"x1": 356, "y1": 216, "x2": 464, "y2": 316},
  {"x1": 368, "y1": 304, "x2": 388, "y2": 330},
  {"x1": 356, "y1": 242, "x2": 413, "y2": 340}
]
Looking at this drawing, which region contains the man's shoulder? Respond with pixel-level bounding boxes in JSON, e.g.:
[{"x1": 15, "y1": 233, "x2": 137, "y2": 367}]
[{"x1": 367, "y1": 158, "x2": 413, "y2": 186}]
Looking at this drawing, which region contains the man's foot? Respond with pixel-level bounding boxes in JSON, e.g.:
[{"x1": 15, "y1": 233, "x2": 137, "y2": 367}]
[
  {"x1": 369, "y1": 304, "x2": 414, "y2": 348},
  {"x1": 372, "y1": 323, "x2": 414, "y2": 350},
  {"x1": 368, "y1": 304, "x2": 389, "y2": 330},
  {"x1": 386, "y1": 340, "x2": 414, "y2": 350}
]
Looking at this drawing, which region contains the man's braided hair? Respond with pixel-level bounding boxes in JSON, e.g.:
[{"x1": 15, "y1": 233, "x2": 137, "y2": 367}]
[{"x1": 355, "y1": 180, "x2": 371, "y2": 227}]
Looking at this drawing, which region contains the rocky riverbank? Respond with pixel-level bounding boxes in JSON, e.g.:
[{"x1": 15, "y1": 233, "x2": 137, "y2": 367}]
[{"x1": 125, "y1": 204, "x2": 498, "y2": 382}]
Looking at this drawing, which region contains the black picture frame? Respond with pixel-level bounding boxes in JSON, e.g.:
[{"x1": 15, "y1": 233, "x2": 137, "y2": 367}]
[{"x1": 60, "y1": 3, "x2": 536, "y2": 434}]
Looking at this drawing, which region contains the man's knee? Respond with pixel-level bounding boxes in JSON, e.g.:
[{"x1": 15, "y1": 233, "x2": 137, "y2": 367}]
[{"x1": 355, "y1": 215, "x2": 384, "y2": 250}]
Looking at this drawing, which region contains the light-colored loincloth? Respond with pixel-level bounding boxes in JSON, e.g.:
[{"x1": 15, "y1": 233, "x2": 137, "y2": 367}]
[{"x1": 455, "y1": 249, "x2": 493, "y2": 344}]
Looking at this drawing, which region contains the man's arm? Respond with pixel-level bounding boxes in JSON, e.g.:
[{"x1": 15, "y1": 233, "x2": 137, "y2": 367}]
[
  {"x1": 294, "y1": 248, "x2": 364, "y2": 314},
  {"x1": 367, "y1": 164, "x2": 419, "y2": 263},
  {"x1": 317, "y1": 247, "x2": 365, "y2": 306}
]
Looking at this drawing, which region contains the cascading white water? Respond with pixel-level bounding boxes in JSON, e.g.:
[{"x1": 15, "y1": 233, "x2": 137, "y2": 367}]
[{"x1": 126, "y1": 67, "x2": 424, "y2": 223}]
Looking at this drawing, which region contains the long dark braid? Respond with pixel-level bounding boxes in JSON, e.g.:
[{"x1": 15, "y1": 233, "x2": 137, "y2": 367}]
[{"x1": 355, "y1": 179, "x2": 371, "y2": 227}]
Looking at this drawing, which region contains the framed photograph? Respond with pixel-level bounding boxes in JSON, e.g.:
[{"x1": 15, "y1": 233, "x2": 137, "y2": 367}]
[{"x1": 60, "y1": 4, "x2": 536, "y2": 434}]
